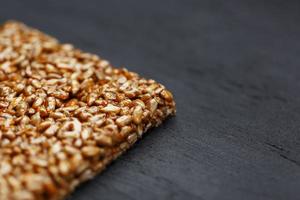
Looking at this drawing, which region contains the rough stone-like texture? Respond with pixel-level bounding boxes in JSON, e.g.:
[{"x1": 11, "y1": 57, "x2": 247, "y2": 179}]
[{"x1": 0, "y1": 0, "x2": 300, "y2": 200}]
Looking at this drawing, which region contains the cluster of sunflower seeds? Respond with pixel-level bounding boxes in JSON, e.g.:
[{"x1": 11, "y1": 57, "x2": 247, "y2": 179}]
[{"x1": 0, "y1": 21, "x2": 176, "y2": 200}]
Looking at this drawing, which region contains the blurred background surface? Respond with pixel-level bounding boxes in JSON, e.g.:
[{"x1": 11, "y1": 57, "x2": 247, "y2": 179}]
[{"x1": 1, "y1": 0, "x2": 300, "y2": 200}]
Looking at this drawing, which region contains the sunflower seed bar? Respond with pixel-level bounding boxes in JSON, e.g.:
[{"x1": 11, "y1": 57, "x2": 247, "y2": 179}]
[{"x1": 0, "y1": 21, "x2": 176, "y2": 200}]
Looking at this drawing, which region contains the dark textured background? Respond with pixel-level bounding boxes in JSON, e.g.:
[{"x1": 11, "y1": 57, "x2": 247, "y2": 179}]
[{"x1": 1, "y1": 0, "x2": 300, "y2": 200}]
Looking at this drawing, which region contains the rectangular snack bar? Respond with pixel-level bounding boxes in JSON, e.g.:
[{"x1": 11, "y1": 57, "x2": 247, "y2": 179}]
[{"x1": 0, "y1": 21, "x2": 175, "y2": 200}]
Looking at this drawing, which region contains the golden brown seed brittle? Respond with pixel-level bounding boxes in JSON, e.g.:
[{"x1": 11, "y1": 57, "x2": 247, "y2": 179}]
[{"x1": 0, "y1": 21, "x2": 176, "y2": 200}]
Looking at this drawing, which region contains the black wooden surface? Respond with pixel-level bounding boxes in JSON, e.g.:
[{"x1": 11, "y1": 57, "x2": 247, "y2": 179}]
[{"x1": 1, "y1": 0, "x2": 300, "y2": 200}]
